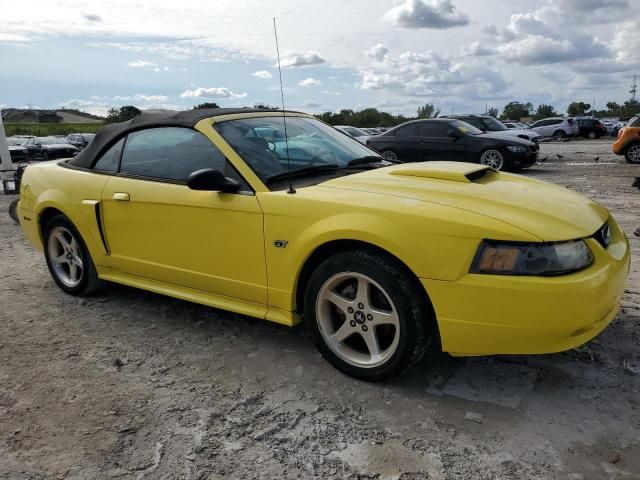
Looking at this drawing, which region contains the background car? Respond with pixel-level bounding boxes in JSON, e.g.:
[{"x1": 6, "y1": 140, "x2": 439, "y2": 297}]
[
  {"x1": 612, "y1": 114, "x2": 640, "y2": 163},
  {"x1": 66, "y1": 133, "x2": 95, "y2": 150},
  {"x1": 529, "y1": 117, "x2": 579, "y2": 138},
  {"x1": 444, "y1": 114, "x2": 540, "y2": 143},
  {"x1": 23, "y1": 136, "x2": 78, "y2": 160},
  {"x1": 366, "y1": 118, "x2": 537, "y2": 171},
  {"x1": 334, "y1": 125, "x2": 370, "y2": 144},
  {"x1": 575, "y1": 118, "x2": 607, "y2": 139},
  {"x1": 6, "y1": 137, "x2": 30, "y2": 162}
]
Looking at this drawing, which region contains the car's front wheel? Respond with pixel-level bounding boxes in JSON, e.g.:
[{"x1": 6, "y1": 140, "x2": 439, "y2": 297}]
[
  {"x1": 553, "y1": 130, "x2": 566, "y2": 139},
  {"x1": 479, "y1": 149, "x2": 507, "y2": 171},
  {"x1": 304, "y1": 250, "x2": 431, "y2": 381},
  {"x1": 44, "y1": 215, "x2": 101, "y2": 296},
  {"x1": 625, "y1": 143, "x2": 640, "y2": 164},
  {"x1": 381, "y1": 150, "x2": 398, "y2": 162}
]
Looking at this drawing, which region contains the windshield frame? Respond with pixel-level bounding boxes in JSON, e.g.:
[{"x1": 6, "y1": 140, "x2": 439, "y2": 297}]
[{"x1": 213, "y1": 115, "x2": 385, "y2": 191}]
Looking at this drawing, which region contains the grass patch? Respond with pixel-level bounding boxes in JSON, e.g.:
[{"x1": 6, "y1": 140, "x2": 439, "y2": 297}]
[{"x1": 5, "y1": 123, "x2": 104, "y2": 137}]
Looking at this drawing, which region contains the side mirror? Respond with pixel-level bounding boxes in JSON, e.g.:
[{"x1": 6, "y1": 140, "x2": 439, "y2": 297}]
[{"x1": 187, "y1": 168, "x2": 241, "y2": 193}]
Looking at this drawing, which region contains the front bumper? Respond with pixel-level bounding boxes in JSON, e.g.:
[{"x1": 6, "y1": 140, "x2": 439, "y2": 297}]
[
  {"x1": 506, "y1": 149, "x2": 538, "y2": 168},
  {"x1": 422, "y1": 220, "x2": 630, "y2": 356}
]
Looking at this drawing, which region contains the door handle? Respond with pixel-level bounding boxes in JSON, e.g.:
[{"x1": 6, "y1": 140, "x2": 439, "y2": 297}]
[{"x1": 112, "y1": 192, "x2": 130, "y2": 201}]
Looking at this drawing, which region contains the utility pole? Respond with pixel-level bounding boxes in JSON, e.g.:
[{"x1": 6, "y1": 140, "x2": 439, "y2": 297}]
[{"x1": 631, "y1": 74, "x2": 637, "y2": 103}]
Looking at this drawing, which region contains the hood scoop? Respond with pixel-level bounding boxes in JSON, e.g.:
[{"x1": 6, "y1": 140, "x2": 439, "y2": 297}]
[{"x1": 388, "y1": 161, "x2": 496, "y2": 183}]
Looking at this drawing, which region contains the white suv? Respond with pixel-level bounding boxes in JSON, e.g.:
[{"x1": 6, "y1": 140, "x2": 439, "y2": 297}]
[{"x1": 529, "y1": 117, "x2": 579, "y2": 138}]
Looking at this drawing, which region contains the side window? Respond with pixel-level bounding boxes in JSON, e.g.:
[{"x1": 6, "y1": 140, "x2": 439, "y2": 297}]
[
  {"x1": 93, "y1": 138, "x2": 124, "y2": 172},
  {"x1": 550, "y1": 119, "x2": 562, "y2": 125},
  {"x1": 395, "y1": 124, "x2": 417, "y2": 137},
  {"x1": 120, "y1": 127, "x2": 226, "y2": 181},
  {"x1": 418, "y1": 123, "x2": 449, "y2": 137}
]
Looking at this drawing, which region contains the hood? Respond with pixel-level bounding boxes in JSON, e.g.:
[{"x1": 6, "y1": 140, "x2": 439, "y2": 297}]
[
  {"x1": 476, "y1": 132, "x2": 534, "y2": 145},
  {"x1": 8, "y1": 145, "x2": 27, "y2": 151},
  {"x1": 489, "y1": 129, "x2": 539, "y2": 139},
  {"x1": 319, "y1": 161, "x2": 607, "y2": 241}
]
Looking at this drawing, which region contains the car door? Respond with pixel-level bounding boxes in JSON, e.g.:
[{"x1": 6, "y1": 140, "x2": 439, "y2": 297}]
[
  {"x1": 390, "y1": 123, "x2": 420, "y2": 162},
  {"x1": 416, "y1": 122, "x2": 468, "y2": 162},
  {"x1": 100, "y1": 126, "x2": 268, "y2": 306}
]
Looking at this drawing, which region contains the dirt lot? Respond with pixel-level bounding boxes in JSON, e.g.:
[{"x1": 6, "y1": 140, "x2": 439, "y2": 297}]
[{"x1": 1, "y1": 138, "x2": 639, "y2": 480}]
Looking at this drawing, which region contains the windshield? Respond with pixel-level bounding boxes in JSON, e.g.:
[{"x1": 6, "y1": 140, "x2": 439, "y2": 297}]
[
  {"x1": 480, "y1": 117, "x2": 507, "y2": 131},
  {"x1": 6, "y1": 138, "x2": 19, "y2": 146},
  {"x1": 452, "y1": 119, "x2": 484, "y2": 135},
  {"x1": 343, "y1": 126, "x2": 367, "y2": 137},
  {"x1": 38, "y1": 136, "x2": 64, "y2": 144},
  {"x1": 215, "y1": 116, "x2": 382, "y2": 187}
]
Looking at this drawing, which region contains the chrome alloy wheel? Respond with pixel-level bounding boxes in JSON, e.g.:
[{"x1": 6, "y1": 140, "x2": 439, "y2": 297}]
[
  {"x1": 47, "y1": 226, "x2": 84, "y2": 288},
  {"x1": 627, "y1": 144, "x2": 640, "y2": 163},
  {"x1": 382, "y1": 150, "x2": 398, "y2": 162},
  {"x1": 315, "y1": 272, "x2": 400, "y2": 368},
  {"x1": 480, "y1": 149, "x2": 504, "y2": 170}
]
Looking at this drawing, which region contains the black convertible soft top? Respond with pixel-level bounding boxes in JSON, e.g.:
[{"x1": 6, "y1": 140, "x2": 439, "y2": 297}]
[{"x1": 68, "y1": 108, "x2": 297, "y2": 169}]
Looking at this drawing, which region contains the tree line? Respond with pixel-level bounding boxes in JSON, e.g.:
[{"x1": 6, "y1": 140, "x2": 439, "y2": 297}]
[{"x1": 104, "y1": 98, "x2": 640, "y2": 127}]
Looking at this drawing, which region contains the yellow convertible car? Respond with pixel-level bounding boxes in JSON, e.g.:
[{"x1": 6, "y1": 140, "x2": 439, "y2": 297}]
[{"x1": 17, "y1": 109, "x2": 630, "y2": 381}]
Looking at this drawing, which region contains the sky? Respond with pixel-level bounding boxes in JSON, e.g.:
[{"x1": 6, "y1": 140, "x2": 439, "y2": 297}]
[{"x1": 0, "y1": 0, "x2": 638, "y2": 118}]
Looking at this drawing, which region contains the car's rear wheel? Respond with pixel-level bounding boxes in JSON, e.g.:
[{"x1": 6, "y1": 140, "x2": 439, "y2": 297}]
[
  {"x1": 587, "y1": 131, "x2": 597, "y2": 139},
  {"x1": 381, "y1": 150, "x2": 398, "y2": 162},
  {"x1": 553, "y1": 130, "x2": 566, "y2": 139},
  {"x1": 479, "y1": 149, "x2": 506, "y2": 171},
  {"x1": 625, "y1": 143, "x2": 640, "y2": 164},
  {"x1": 44, "y1": 215, "x2": 101, "y2": 296},
  {"x1": 304, "y1": 250, "x2": 431, "y2": 381}
]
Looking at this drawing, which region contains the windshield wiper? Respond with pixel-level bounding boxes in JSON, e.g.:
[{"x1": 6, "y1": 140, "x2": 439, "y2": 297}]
[
  {"x1": 266, "y1": 164, "x2": 339, "y2": 184},
  {"x1": 347, "y1": 155, "x2": 392, "y2": 166}
]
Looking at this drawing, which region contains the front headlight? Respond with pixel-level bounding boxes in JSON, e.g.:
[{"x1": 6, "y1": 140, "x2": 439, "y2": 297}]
[
  {"x1": 470, "y1": 240, "x2": 593, "y2": 276},
  {"x1": 506, "y1": 145, "x2": 527, "y2": 153}
]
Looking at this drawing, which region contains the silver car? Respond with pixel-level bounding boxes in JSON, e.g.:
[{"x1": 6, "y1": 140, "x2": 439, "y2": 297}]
[
  {"x1": 529, "y1": 117, "x2": 579, "y2": 138},
  {"x1": 334, "y1": 125, "x2": 370, "y2": 144}
]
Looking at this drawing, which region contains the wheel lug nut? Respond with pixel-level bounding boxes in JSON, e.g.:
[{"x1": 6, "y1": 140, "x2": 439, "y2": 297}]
[
  {"x1": 347, "y1": 307, "x2": 354, "y2": 314},
  {"x1": 367, "y1": 314, "x2": 373, "y2": 321},
  {"x1": 358, "y1": 303, "x2": 364, "y2": 309},
  {"x1": 350, "y1": 320, "x2": 356, "y2": 327},
  {"x1": 361, "y1": 325, "x2": 368, "y2": 332}
]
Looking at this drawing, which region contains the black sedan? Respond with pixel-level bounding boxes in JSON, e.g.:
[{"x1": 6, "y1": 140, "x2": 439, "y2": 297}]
[
  {"x1": 23, "y1": 136, "x2": 78, "y2": 160},
  {"x1": 366, "y1": 119, "x2": 538, "y2": 171},
  {"x1": 6, "y1": 138, "x2": 30, "y2": 162},
  {"x1": 66, "y1": 133, "x2": 96, "y2": 150}
]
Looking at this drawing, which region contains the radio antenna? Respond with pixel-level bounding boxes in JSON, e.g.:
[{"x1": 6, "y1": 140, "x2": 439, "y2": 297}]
[{"x1": 273, "y1": 17, "x2": 295, "y2": 194}]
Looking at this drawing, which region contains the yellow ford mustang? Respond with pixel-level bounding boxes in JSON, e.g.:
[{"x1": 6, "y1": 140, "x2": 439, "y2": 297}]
[{"x1": 17, "y1": 109, "x2": 630, "y2": 381}]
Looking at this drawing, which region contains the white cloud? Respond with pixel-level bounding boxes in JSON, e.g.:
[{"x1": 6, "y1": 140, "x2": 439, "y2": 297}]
[
  {"x1": 497, "y1": 34, "x2": 609, "y2": 65},
  {"x1": 298, "y1": 77, "x2": 321, "y2": 87},
  {"x1": 179, "y1": 87, "x2": 247, "y2": 99},
  {"x1": 385, "y1": 0, "x2": 469, "y2": 29},
  {"x1": 303, "y1": 100, "x2": 322, "y2": 108},
  {"x1": 253, "y1": 70, "x2": 273, "y2": 79},
  {"x1": 113, "y1": 94, "x2": 170, "y2": 103},
  {"x1": 0, "y1": 32, "x2": 31, "y2": 43},
  {"x1": 322, "y1": 90, "x2": 342, "y2": 95},
  {"x1": 365, "y1": 44, "x2": 388, "y2": 62},
  {"x1": 460, "y1": 42, "x2": 495, "y2": 57},
  {"x1": 279, "y1": 51, "x2": 325, "y2": 68},
  {"x1": 127, "y1": 60, "x2": 157, "y2": 68}
]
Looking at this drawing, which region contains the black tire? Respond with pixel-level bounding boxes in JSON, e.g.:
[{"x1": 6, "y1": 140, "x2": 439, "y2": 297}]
[
  {"x1": 8, "y1": 198, "x2": 19, "y2": 224},
  {"x1": 587, "y1": 131, "x2": 597, "y2": 139},
  {"x1": 381, "y1": 150, "x2": 399, "y2": 162},
  {"x1": 624, "y1": 143, "x2": 640, "y2": 164},
  {"x1": 304, "y1": 249, "x2": 433, "y2": 381},
  {"x1": 43, "y1": 214, "x2": 101, "y2": 296},
  {"x1": 553, "y1": 130, "x2": 566, "y2": 139}
]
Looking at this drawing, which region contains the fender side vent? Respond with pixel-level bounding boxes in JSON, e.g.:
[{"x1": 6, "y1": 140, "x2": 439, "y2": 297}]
[{"x1": 94, "y1": 203, "x2": 110, "y2": 254}]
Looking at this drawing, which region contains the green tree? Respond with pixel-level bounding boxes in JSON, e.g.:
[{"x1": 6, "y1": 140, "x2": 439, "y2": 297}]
[
  {"x1": 254, "y1": 103, "x2": 276, "y2": 110},
  {"x1": 500, "y1": 101, "x2": 533, "y2": 120},
  {"x1": 192, "y1": 102, "x2": 220, "y2": 109},
  {"x1": 487, "y1": 107, "x2": 499, "y2": 118},
  {"x1": 416, "y1": 103, "x2": 441, "y2": 119},
  {"x1": 105, "y1": 105, "x2": 141, "y2": 123},
  {"x1": 533, "y1": 104, "x2": 557, "y2": 120},
  {"x1": 315, "y1": 108, "x2": 410, "y2": 127},
  {"x1": 605, "y1": 101, "x2": 621, "y2": 115},
  {"x1": 567, "y1": 101, "x2": 591, "y2": 116}
]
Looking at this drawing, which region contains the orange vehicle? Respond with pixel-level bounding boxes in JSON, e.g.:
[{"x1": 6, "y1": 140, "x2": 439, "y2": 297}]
[{"x1": 612, "y1": 115, "x2": 640, "y2": 163}]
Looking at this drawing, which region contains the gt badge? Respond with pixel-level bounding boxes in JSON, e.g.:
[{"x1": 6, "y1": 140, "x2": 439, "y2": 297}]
[{"x1": 274, "y1": 240, "x2": 289, "y2": 248}]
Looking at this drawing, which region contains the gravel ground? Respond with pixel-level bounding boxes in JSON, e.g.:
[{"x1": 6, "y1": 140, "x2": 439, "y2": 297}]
[{"x1": 0, "y1": 138, "x2": 639, "y2": 480}]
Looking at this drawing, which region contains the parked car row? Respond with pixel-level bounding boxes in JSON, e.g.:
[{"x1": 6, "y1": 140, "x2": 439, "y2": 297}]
[{"x1": 5, "y1": 133, "x2": 95, "y2": 162}]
